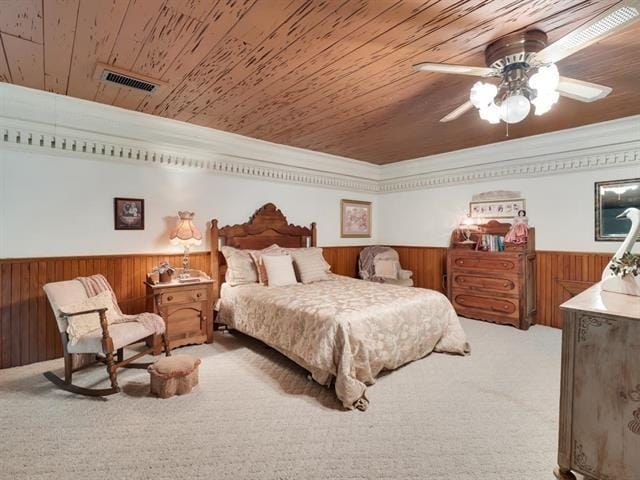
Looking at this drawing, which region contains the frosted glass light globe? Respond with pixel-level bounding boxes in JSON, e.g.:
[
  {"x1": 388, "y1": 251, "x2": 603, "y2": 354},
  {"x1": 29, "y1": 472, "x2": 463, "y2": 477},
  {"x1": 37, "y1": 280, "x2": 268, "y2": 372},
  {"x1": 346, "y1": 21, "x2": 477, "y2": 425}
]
[
  {"x1": 529, "y1": 64, "x2": 560, "y2": 93},
  {"x1": 479, "y1": 101, "x2": 501, "y2": 124},
  {"x1": 470, "y1": 81, "x2": 498, "y2": 109},
  {"x1": 500, "y1": 94, "x2": 531, "y2": 123},
  {"x1": 532, "y1": 90, "x2": 560, "y2": 116}
]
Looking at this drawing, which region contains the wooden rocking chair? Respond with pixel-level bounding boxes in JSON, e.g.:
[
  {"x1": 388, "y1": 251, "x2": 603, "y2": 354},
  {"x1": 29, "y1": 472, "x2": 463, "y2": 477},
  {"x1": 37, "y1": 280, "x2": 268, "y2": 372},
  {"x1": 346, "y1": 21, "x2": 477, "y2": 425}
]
[{"x1": 43, "y1": 277, "x2": 171, "y2": 397}]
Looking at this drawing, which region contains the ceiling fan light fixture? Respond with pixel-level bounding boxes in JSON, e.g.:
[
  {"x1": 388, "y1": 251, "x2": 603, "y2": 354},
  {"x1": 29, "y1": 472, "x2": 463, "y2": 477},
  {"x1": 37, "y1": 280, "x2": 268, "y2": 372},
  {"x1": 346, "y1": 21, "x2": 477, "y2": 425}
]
[
  {"x1": 479, "y1": 101, "x2": 501, "y2": 124},
  {"x1": 529, "y1": 63, "x2": 559, "y2": 93},
  {"x1": 470, "y1": 81, "x2": 498, "y2": 108},
  {"x1": 532, "y1": 90, "x2": 559, "y2": 116},
  {"x1": 500, "y1": 93, "x2": 531, "y2": 123}
]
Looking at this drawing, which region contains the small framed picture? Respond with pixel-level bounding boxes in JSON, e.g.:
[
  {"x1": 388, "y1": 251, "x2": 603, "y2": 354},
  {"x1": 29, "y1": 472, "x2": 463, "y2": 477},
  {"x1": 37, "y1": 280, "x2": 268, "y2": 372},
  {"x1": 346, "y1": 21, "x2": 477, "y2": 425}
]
[
  {"x1": 341, "y1": 199, "x2": 371, "y2": 238},
  {"x1": 594, "y1": 178, "x2": 640, "y2": 241},
  {"x1": 114, "y1": 197, "x2": 145, "y2": 230},
  {"x1": 469, "y1": 199, "x2": 526, "y2": 219}
]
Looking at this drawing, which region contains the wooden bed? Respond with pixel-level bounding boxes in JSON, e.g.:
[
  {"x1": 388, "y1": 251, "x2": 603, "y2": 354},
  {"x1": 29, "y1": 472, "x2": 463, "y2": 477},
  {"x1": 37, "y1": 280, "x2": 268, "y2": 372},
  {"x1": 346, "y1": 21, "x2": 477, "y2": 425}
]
[
  {"x1": 209, "y1": 203, "x2": 469, "y2": 410},
  {"x1": 210, "y1": 202, "x2": 316, "y2": 305}
]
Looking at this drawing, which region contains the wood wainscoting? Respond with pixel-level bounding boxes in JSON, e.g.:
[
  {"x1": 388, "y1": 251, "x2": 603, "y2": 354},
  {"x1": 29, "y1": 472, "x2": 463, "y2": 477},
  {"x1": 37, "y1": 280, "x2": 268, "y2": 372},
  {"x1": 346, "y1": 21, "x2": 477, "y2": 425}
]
[
  {"x1": 0, "y1": 252, "x2": 211, "y2": 370},
  {"x1": 0, "y1": 246, "x2": 612, "y2": 369},
  {"x1": 0, "y1": 246, "x2": 359, "y2": 369}
]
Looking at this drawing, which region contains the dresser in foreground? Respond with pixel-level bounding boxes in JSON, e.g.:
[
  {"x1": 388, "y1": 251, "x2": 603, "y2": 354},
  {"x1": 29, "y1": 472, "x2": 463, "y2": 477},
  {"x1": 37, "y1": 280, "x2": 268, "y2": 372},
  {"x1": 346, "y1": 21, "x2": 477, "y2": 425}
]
[{"x1": 555, "y1": 282, "x2": 640, "y2": 480}]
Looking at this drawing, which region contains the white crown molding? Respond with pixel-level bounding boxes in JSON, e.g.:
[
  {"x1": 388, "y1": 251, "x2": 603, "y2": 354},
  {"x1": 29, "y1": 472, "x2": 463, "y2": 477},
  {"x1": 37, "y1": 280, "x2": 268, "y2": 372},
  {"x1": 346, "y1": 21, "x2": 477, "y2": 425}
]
[
  {"x1": 1, "y1": 83, "x2": 639, "y2": 194},
  {"x1": 0, "y1": 83, "x2": 380, "y2": 193}
]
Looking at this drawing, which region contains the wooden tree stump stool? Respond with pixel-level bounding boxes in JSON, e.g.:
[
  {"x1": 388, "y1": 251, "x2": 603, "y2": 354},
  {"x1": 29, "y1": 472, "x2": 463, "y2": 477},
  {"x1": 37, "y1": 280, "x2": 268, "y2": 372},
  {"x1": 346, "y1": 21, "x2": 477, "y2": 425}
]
[{"x1": 148, "y1": 354, "x2": 200, "y2": 398}]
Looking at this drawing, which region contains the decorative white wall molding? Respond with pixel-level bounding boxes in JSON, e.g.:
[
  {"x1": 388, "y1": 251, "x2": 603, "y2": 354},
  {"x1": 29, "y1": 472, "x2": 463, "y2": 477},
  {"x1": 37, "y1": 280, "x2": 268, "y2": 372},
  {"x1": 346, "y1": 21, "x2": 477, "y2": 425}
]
[
  {"x1": 379, "y1": 146, "x2": 640, "y2": 193},
  {"x1": 1, "y1": 83, "x2": 639, "y2": 194},
  {"x1": 0, "y1": 119, "x2": 380, "y2": 193}
]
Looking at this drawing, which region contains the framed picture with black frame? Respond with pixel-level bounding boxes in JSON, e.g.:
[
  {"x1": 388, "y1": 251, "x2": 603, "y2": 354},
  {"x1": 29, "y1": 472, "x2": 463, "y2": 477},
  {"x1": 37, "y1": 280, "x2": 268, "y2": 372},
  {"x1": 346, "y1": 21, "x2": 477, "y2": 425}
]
[
  {"x1": 114, "y1": 197, "x2": 145, "y2": 230},
  {"x1": 594, "y1": 178, "x2": 640, "y2": 241}
]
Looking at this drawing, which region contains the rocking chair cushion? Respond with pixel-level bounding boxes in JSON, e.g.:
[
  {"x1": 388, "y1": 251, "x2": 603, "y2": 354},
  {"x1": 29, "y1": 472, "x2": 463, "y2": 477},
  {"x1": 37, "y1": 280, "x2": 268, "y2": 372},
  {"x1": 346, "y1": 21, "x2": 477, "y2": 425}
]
[
  {"x1": 67, "y1": 320, "x2": 157, "y2": 354},
  {"x1": 60, "y1": 290, "x2": 120, "y2": 344}
]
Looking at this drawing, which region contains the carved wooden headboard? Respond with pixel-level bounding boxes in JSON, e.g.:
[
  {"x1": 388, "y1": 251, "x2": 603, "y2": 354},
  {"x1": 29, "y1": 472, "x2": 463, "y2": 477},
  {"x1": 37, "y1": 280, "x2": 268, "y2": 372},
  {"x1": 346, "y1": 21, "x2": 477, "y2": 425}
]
[{"x1": 210, "y1": 203, "x2": 317, "y2": 300}]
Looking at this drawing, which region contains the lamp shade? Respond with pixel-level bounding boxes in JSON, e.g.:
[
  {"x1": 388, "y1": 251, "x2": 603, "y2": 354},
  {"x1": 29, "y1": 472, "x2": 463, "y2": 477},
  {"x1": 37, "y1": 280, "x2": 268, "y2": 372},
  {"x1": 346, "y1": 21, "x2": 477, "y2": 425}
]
[{"x1": 169, "y1": 211, "x2": 202, "y2": 246}]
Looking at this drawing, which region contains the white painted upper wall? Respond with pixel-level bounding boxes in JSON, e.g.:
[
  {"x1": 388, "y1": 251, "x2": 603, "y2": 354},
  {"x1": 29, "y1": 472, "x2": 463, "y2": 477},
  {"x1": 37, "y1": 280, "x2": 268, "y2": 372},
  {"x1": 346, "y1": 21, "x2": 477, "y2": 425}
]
[
  {"x1": 1, "y1": 83, "x2": 639, "y2": 258},
  {"x1": 378, "y1": 166, "x2": 640, "y2": 253},
  {"x1": 0, "y1": 150, "x2": 377, "y2": 258}
]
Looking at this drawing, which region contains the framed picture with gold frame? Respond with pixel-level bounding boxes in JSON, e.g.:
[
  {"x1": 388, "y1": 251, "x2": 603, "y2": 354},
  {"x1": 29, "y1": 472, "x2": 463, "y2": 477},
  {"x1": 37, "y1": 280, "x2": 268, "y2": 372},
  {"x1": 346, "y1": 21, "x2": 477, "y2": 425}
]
[{"x1": 341, "y1": 199, "x2": 371, "y2": 238}]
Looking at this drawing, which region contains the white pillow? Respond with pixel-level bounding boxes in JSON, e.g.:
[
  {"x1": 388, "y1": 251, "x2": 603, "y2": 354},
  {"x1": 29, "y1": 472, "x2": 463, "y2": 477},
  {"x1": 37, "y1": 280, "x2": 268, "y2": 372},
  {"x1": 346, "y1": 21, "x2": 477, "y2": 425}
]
[
  {"x1": 61, "y1": 291, "x2": 119, "y2": 345},
  {"x1": 374, "y1": 259, "x2": 398, "y2": 279},
  {"x1": 262, "y1": 254, "x2": 298, "y2": 287},
  {"x1": 221, "y1": 246, "x2": 258, "y2": 286},
  {"x1": 291, "y1": 249, "x2": 331, "y2": 284},
  {"x1": 249, "y1": 244, "x2": 287, "y2": 285}
]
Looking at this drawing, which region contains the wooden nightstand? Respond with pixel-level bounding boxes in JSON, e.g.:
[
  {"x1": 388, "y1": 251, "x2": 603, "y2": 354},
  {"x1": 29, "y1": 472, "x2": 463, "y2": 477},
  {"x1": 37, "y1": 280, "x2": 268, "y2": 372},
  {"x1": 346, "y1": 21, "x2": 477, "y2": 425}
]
[{"x1": 145, "y1": 273, "x2": 214, "y2": 354}]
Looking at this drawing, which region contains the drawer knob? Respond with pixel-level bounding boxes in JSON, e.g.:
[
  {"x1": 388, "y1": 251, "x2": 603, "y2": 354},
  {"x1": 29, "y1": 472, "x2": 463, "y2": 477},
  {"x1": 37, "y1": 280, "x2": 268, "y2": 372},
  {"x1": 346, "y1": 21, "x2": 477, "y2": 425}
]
[
  {"x1": 459, "y1": 278, "x2": 465, "y2": 283},
  {"x1": 167, "y1": 296, "x2": 173, "y2": 301},
  {"x1": 196, "y1": 293, "x2": 202, "y2": 298},
  {"x1": 459, "y1": 260, "x2": 464, "y2": 265},
  {"x1": 503, "y1": 282, "x2": 510, "y2": 287},
  {"x1": 503, "y1": 305, "x2": 509, "y2": 310},
  {"x1": 502, "y1": 262, "x2": 508, "y2": 267}
]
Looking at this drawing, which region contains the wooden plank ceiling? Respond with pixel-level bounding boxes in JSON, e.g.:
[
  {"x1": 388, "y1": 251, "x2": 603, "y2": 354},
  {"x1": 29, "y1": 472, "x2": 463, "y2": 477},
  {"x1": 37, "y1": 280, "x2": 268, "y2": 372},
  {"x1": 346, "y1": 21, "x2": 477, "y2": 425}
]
[{"x1": 0, "y1": 0, "x2": 638, "y2": 164}]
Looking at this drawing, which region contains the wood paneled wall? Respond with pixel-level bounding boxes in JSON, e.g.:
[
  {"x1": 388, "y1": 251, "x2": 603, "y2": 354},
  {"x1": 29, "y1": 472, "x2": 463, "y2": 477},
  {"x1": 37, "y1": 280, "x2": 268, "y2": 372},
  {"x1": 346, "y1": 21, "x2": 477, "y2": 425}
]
[
  {"x1": 0, "y1": 252, "x2": 211, "y2": 369},
  {"x1": 0, "y1": 245, "x2": 613, "y2": 369},
  {"x1": 391, "y1": 246, "x2": 612, "y2": 329}
]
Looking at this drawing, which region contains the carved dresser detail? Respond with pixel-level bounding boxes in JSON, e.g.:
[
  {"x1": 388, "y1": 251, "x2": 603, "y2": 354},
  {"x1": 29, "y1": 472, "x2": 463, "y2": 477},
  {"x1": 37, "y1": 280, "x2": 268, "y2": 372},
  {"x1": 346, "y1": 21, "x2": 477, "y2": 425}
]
[{"x1": 555, "y1": 282, "x2": 640, "y2": 480}]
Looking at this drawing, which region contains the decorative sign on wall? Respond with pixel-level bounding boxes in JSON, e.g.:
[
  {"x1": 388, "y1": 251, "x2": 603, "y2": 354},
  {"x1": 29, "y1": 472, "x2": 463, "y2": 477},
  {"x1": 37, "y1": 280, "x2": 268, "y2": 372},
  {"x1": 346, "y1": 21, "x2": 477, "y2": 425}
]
[
  {"x1": 341, "y1": 199, "x2": 371, "y2": 238},
  {"x1": 114, "y1": 198, "x2": 145, "y2": 230},
  {"x1": 594, "y1": 177, "x2": 640, "y2": 241},
  {"x1": 469, "y1": 198, "x2": 526, "y2": 219}
]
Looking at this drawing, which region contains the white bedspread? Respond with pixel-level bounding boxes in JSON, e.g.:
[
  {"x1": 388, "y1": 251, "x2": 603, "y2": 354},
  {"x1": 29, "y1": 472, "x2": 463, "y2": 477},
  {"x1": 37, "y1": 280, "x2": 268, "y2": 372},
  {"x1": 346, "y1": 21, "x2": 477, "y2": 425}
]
[{"x1": 218, "y1": 274, "x2": 469, "y2": 410}]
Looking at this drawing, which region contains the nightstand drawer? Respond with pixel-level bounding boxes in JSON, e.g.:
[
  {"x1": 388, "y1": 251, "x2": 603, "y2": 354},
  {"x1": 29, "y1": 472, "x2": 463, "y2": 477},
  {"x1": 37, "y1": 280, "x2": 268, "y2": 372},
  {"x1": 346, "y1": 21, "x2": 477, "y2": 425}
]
[{"x1": 160, "y1": 288, "x2": 208, "y2": 305}]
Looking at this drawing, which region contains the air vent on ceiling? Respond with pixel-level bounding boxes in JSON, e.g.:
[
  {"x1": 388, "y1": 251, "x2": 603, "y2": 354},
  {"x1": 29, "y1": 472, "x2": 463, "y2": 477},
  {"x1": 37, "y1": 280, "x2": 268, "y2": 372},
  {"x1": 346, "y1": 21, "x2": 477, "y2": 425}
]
[
  {"x1": 94, "y1": 63, "x2": 166, "y2": 94},
  {"x1": 102, "y1": 70, "x2": 157, "y2": 92}
]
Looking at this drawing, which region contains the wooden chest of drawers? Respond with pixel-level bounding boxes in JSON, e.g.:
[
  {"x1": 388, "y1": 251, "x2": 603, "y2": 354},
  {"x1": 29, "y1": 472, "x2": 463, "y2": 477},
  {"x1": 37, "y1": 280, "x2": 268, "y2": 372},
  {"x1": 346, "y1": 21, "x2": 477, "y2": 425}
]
[
  {"x1": 145, "y1": 277, "x2": 214, "y2": 353},
  {"x1": 447, "y1": 250, "x2": 536, "y2": 329},
  {"x1": 555, "y1": 283, "x2": 640, "y2": 480}
]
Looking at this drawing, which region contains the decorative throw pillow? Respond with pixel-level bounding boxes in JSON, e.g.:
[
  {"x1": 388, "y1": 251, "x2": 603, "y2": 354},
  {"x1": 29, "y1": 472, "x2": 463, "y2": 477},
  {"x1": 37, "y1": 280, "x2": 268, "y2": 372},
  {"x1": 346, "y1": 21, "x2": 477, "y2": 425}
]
[
  {"x1": 374, "y1": 259, "x2": 398, "y2": 279},
  {"x1": 249, "y1": 244, "x2": 287, "y2": 285},
  {"x1": 283, "y1": 247, "x2": 331, "y2": 272},
  {"x1": 221, "y1": 246, "x2": 259, "y2": 286},
  {"x1": 61, "y1": 291, "x2": 119, "y2": 345},
  {"x1": 261, "y1": 254, "x2": 298, "y2": 287},
  {"x1": 290, "y1": 248, "x2": 331, "y2": 284}
]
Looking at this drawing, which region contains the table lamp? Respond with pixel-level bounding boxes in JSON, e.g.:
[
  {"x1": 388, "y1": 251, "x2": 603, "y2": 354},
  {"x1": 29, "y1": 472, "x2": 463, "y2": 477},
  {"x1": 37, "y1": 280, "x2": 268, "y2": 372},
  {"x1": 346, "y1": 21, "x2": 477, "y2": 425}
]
[{"x1": 169, "y1": 211, "x2": 202, "y2": 280}]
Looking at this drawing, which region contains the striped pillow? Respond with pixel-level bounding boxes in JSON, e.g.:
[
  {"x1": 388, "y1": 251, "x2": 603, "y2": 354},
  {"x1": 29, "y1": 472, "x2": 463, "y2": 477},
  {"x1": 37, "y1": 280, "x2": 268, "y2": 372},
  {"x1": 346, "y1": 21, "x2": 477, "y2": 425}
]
[{"x1": 290, "y1": 248, "x2": 331, "y2": 284}]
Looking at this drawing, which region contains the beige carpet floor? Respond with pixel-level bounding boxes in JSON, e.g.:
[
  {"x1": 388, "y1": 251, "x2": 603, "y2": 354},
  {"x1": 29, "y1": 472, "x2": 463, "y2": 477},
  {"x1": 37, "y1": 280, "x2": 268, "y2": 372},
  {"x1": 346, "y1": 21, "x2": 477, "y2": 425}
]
[{"x1": 0, "y1": 318, "x2": 570, "y2": 480}]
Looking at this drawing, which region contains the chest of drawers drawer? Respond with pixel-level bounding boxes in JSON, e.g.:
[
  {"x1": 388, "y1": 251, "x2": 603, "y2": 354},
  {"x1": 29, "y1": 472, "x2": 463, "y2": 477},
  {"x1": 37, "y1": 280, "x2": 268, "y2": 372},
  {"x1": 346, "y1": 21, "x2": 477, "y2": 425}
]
[
  {"x1": 449, "y1": 252, "x2": 522, "y2": 274},
  {"x1": 451, "y1": 289, "x2": 520, "y2": 327},
  {"x1": 450, "y1": 272, "x2": 519, "y2": 296}
]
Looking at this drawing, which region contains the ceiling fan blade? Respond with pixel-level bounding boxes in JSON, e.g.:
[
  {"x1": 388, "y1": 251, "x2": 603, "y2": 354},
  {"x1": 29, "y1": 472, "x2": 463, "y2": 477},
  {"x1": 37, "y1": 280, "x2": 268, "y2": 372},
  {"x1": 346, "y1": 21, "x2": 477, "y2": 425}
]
[
  {"x1": 440, "y1": 101, "x2": 474, "y2": 123},
  {"x1": 557, "y1": 76, "x2": 612, "y2": 102},
  {"x1": 535, "y1": 0, "x2": 640, "y2": 64},
  {"x1": 413, "y1": 62, "x2": 497, "y2": 77}
]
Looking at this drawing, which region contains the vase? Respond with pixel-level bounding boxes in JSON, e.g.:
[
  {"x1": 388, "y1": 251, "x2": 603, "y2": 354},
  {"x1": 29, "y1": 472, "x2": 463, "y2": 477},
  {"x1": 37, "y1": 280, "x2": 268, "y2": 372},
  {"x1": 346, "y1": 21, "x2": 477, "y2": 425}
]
[
  {"x1": 159, "y1": 272, "x2": 173, "y2": 283},
  {"x1": 601, "y1": 275, "x2": 640, "y2": 297}
]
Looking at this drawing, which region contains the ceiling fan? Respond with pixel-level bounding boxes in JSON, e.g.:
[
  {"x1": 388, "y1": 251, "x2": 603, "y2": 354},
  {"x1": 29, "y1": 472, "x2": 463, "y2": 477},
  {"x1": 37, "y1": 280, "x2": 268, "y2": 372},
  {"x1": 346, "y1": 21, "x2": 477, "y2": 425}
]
[{"x1": 413, "y1": 0, "x2": 640, "y2": 124}]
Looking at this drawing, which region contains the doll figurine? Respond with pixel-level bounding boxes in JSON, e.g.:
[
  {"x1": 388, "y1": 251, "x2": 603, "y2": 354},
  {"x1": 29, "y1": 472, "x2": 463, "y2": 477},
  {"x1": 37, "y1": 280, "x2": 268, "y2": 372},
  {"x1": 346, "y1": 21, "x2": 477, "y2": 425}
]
[{"x1": 505, "y1": 209, "x2": 529, "y2": 244}]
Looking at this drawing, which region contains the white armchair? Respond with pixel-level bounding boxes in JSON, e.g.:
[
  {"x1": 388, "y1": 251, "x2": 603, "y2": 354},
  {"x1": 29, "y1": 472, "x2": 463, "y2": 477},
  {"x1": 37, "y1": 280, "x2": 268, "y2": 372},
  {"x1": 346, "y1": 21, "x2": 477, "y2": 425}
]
[{"x1": 358, "y1": 246, "x2": 414, "y2": 287}]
